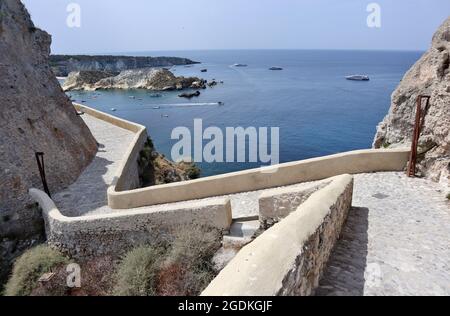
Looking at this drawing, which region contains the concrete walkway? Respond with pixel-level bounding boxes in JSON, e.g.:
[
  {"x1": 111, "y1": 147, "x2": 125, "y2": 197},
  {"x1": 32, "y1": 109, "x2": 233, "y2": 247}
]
[
  {"x1": 317, "y1": 172, "x2": 450, "y2": 296},
  {"x1": 52, "y1": 114, "x2": 135, "y2": 217}
]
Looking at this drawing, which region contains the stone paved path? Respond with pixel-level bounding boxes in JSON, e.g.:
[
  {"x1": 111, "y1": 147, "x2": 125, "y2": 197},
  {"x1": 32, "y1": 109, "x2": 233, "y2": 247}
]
[
  {"x1": 52, "y1": 114, "x2": 135, "y2": 217},
  {"x1": 316, "y1": 172, "x2": 450, "y2": 296}
]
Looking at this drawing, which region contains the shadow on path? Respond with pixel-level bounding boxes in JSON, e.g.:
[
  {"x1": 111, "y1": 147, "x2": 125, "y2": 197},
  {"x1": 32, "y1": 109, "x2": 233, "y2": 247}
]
[{"x1": 315, "y1": 207, "x2": 369, "y2": 296}]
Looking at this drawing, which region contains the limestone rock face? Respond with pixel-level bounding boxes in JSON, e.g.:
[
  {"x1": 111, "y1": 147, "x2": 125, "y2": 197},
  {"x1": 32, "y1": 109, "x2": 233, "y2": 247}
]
[
  {"x1": 373, "y1": 17, "x2": 450, "y2": 188},
  {"x1": 63, "y1": 68, "x2": 206, "y2": 91},
  {"x1": 0, "y1": 0, "x2": 98, "y2": 239},
  {"x1": 62, "y1": 70, "x2": 116, "y2": 91}
]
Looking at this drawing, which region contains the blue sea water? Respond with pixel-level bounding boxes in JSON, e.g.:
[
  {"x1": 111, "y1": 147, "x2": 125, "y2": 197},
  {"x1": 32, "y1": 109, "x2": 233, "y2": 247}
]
[{"x1": 66, "y1": 50, "x2": 423, "y2": 177}]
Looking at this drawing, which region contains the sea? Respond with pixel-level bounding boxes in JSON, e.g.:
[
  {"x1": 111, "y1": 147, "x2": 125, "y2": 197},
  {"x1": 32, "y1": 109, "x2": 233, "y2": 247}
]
[{"x1": 65, "y1": 49, "x2": 423, "y2": 177}]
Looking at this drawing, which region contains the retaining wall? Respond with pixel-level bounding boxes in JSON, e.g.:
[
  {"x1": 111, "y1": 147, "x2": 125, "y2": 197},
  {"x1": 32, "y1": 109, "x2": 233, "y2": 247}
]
[
  {"x1": 109, "y1": 148, "x2": 408, "y2": 209},
  {"x1": 202, "y1": 174, "x2": 354, "y2": 296},
  {"x1": 258, "y1": 180, "x2": 330, "y2": 228},
  {"x1": 29, "y1": 188, "x2": 232, "y2": 259},
  {"x1": 74, "y1": 103, "x2": 148, "y2": 191}
]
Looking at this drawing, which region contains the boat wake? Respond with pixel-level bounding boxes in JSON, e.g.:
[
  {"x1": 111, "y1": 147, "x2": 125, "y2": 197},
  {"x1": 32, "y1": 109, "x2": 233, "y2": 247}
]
[{"x1": 115, "y1": 102, "x2": 222, "y2": 111}]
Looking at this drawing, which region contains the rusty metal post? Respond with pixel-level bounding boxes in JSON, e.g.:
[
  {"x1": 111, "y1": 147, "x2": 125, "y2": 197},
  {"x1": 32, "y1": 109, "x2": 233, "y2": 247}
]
[
  {"x1": 407, "y1": 95, "x2": 430, "y2": 177},
  {"x1": 35, "y1": 152, "x2": 51, "y2": 198}
]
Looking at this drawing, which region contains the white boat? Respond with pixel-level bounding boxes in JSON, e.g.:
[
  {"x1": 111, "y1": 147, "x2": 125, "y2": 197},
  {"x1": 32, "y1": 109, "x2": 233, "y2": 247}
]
[{"x1": 346, "y1": 75, "x2": 370, "y2": 81}]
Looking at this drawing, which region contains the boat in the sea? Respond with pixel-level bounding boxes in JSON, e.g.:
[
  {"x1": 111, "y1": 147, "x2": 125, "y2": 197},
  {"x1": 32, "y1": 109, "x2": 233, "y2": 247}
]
[
  {"x1": 269, "y1": 67, "x2": 283, "y2": 71},
  {"x1": 152, "y1": 106, "x2": 161, "y2": 109},
  {"x1": 200, "y1": 69, "x2": 208, "y2": 73},
  {"x1": 233, "y1": 63, "x2": 248, "y2": 67},
  {"x1": 346, "y1": 75, "x2": 370, "y2": 81}
]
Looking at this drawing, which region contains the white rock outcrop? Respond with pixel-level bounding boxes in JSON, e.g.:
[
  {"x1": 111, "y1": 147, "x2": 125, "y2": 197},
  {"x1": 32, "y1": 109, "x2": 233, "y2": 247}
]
[
  {"x1": 373, "y1": 17, "x2": 450, "y2": 189},
  {"x1": 63, "y1": 68, "x2": 206, "y2": 91}
]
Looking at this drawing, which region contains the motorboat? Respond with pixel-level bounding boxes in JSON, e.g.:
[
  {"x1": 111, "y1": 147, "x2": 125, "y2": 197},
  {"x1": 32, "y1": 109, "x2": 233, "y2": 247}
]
[{"x1": 346, "y1": 75, "x2": 370, "y2": 81}]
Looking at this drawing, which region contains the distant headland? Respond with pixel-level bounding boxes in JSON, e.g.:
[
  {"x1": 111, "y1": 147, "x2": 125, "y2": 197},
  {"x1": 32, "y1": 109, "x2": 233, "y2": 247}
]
[{"x1": 49, "y1": 54, "x2": 200, "y2": 77}]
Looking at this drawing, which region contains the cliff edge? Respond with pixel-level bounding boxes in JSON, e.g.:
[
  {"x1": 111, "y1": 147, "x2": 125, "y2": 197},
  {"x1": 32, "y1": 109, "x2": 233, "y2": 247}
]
[
  {"x1": 373, "y1": 17, "x2": 450, "y2": 188},
  {"x1": 0, "y1": 0, "x2": 97, "y2": 283}
]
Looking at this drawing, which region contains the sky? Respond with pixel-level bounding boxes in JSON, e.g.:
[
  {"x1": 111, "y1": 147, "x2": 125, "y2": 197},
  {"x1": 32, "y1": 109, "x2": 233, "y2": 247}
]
[{"x1": 22, "y1": 0, "x2": 450, "y2": 54}]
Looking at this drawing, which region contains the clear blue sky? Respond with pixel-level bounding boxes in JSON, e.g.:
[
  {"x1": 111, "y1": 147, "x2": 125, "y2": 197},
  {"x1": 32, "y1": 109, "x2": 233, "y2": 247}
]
[{"x1": 22, "y1": 0, "x2": 450, "y2": 54}]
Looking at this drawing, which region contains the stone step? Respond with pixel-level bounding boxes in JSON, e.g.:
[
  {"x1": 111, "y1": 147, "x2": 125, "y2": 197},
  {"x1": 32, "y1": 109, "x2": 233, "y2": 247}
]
[
  {"x1": 222, "y1": 219, "x2": 260, "y2": 249},
  {"x1": 229, "y1": 219, "x2": 260, "y2": 238},
  {"x1": 213, "y1": 219, "x2": 261, "y2": 271}
]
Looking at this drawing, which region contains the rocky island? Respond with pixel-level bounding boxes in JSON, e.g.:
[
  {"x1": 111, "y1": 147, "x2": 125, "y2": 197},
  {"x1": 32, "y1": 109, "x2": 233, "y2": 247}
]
[
  {"x1": 62, "y1": 68, "x2": 207, "y2": 91},
  {"x1": 50, "y1": 55, "x2": 199, "y2": 77}
]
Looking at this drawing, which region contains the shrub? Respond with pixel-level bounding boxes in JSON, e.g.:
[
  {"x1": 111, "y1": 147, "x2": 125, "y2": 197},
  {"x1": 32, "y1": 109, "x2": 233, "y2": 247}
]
[
  {"x1": 4, "y1": 245, "x2": 68, "y2": 296},
  {"x1": 112, "y1": 226, "x2": 221, "y2": 296},
  {"x1": 446, "y1": 193, "x2": 450, "y2": 200},
  {"x1": 157, "y1": 226, "x2": 220, "y2": 296},
  {"x1": 183, "y1": 162, "x2": 201, "y2": 180},
  {"x1": 112, "y1": 245, "x2": 164, "y2": 296},
  {"x1": 30, "y1": 256, "x2": 116, "y2": 296}
]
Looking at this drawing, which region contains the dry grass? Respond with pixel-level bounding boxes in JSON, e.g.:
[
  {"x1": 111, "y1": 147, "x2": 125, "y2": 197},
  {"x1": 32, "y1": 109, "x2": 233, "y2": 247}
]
[
  {"x1": 112, "y1": 226, "x2": 220, "y2": 296},
  {"x1": 112, "y1": 246, "x2": 164, "y2": 296},
  {"x1": 3, "y1": 245, "x2": 68, "y2": 296},
  {"x1": 156, "y1": 226, "x2": 220, "y2": 296}
]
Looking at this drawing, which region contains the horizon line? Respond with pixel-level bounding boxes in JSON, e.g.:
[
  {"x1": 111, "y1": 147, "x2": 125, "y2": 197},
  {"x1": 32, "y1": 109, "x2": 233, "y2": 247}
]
[{"x1": 51, "y1": 48, "x2": 427, "y2": 56}]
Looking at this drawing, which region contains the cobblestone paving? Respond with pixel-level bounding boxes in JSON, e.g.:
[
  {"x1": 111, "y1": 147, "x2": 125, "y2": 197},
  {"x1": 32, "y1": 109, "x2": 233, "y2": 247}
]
[
  {"x1": 316, "y1": 172, "x2": 450, "y2": 296},
  {"x1": 52, "y1": 114, "x2": 135, "y2": 217}
]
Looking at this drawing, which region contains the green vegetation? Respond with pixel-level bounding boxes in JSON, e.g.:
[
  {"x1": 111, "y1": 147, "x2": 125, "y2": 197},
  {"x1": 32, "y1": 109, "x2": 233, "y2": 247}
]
[
  {"x1": 158, "y1": 226, "x2": 219, "y2": 295},
  {"x1": 382, "y1": 142, "x2": 391, "y2": 149},
  {"x1": 138, "y1": 137, "x2": 156, "y2": 186},
  {"x1": 112, "y1": 226, "x2": 220, "y2": 296},
  {"x1": 446, "y1": 193, "x2": 450, "y2": 200},
  {"x1": 4, "y1": 245, "x2": 68, "y2": 296},
  {"x1": 184, "y1": 162, "x2": 201, "y2": 180},
  {"x1": 112, "y1": 245, "x2": 164, "y2": 296}
]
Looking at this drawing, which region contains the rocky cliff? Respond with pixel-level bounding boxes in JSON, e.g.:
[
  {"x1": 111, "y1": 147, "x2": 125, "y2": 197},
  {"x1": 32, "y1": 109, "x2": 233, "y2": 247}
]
[
  {"x1": 373, "y1": 17, "x2": 450, "y2": 189},
  {"x1": 0, "y1": 0, "x2": 97, "y2": 283},
  {"x1": 63, "y1": 68, "x2": 206, "y2": 91},
  {"x1": 50, "y1": 55, "x2": 199, "y2": 77}
]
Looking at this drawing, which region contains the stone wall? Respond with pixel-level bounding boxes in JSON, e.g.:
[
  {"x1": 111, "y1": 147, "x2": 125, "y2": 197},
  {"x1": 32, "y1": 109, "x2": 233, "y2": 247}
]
[
  {"x1": 259, "y1": 180, "x2": 329, "y2": 228},
  {"x1": 202, "y1": 175, "x2": 353, "y2": 296},
  {"x1": 30, "y1": 189, "x2": 232, "y2": 259}
]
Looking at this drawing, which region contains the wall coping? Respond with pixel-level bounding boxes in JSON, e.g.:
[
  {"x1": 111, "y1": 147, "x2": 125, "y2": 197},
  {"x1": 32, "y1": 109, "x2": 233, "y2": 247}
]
[{"x1": 108, "y1": 148, "x2": 409, "y2": 209}]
